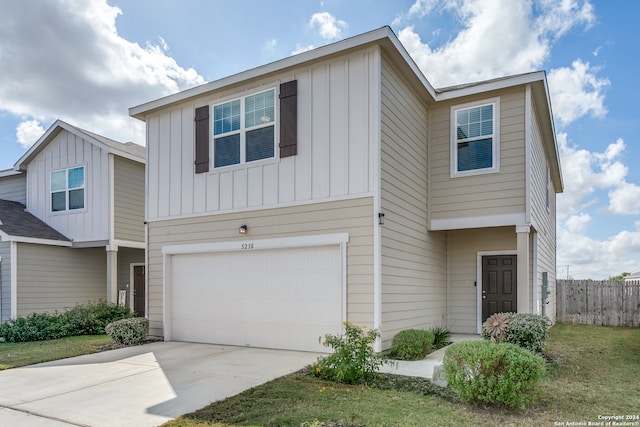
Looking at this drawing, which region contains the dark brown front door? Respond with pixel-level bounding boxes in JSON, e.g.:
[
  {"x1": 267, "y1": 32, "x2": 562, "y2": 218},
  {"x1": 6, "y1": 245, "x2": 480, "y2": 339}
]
[
  {"x1": 482, "y1": 255, "x2": 517, "y2": 322},
  {"x1": 133, "y1": 265, "x2": 145, "y2": 316}
]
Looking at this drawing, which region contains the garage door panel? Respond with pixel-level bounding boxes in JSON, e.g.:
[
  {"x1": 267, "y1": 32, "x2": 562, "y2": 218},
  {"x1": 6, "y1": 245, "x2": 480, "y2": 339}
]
[{"x1": 169, "y1": 245, "x2": 343, "y2": 352}]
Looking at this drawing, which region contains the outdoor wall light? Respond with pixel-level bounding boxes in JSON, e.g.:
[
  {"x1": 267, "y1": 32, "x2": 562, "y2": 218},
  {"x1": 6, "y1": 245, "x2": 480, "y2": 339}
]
[{"x1": 239, "y1": 224, "x2": 248, "y2": 234}]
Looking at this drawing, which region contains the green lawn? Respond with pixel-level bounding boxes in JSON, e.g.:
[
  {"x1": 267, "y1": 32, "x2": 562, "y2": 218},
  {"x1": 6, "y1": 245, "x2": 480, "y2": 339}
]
[
  {"x1": 163, "y1": 324, "x2": 640, "y2": 427},
  {"x1": 0, "y1": 334, "x2": 113, "y2": 369}
]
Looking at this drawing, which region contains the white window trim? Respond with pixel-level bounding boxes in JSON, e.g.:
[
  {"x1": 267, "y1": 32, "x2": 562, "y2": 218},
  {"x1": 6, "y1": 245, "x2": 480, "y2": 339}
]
[
  {"x1": 50, "y1": 165, "x2": 87, "y2": 213},
  {"x1": 450, "y1": 97, "x2": 500, "y2": 178},
  {"x1": 212, "y1": 87, "x2": 277, "y2": 169}
]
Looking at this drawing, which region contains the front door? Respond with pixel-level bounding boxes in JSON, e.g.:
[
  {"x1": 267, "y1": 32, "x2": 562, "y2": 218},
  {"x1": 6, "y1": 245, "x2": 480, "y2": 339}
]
[
  {"x1": 133, "y1": 265, "x2": 146, "y2": 316},
  {"x1": 482, "y1": 255, "x2": 517, "y2": 322}
]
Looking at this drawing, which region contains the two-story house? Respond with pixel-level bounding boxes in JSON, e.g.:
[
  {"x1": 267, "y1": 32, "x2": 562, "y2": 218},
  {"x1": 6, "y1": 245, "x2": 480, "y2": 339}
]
[
  {"x1": 130, "y1": 26, "x2": 562, "y2": 352},
  {"x1": 0, "y1": 120, "x2": 146, "y2": 321}
]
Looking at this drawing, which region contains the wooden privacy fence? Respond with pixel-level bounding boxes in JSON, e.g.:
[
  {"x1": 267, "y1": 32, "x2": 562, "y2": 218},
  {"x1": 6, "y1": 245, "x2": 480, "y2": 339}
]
[{"x1": 556, "y1": 280, "x2": 640, "y2": 326}]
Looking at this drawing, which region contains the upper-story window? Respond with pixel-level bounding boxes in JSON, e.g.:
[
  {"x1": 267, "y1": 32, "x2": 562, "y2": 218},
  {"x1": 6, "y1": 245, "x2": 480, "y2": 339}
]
[
  {"x1": 213, "y1": 89, "x2": 275, "y2": 168},
  {"x1": 451, "y1": 98, "x2": 500, "y2": 177},
  {"x1": 51, "y1": 166, "x2": 85, "y2": 212}
]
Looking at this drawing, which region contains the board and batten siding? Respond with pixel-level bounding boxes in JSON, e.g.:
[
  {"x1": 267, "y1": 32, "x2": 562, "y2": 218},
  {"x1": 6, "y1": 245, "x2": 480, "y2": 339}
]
[
  {"x1": 0, "y1": 173, "x2": 26, "y2": 204},
  {"x1": 25, "y1": 129, "x2": 110, "y2": 242},
  {"x1": 529, "y1": 95, "x2": 557, "y2": 321},
  {"x1": 429, "y1": 88, "x2": 527, "y2": 224},
  {"x1": 0, "y1": 242, "x2": 11, "y2": 321},
  {"x1": 145, "y1": 47, "x2": 380, "y2": 221},
  {"x1": 113, "y1": 156, "x2": 145, "y2": 242},
  {"x1": 379, "y1": 57, "x2": 447, "y2": 349},
  {"x1": 447, "y1": 227, "x2": 516, "y2": 333},
  {"x1": 15, "y1": 243, "x2": 106, "y2": 316},
  {"x1": 147, "y1": 197, "x2": 375, "y2": 338}
]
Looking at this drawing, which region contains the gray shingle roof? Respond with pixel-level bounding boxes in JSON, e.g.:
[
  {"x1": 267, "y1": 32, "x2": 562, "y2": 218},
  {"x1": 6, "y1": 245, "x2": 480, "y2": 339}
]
[{"x1": 0, "y1": 199, "x2": 70, "y2": 242}]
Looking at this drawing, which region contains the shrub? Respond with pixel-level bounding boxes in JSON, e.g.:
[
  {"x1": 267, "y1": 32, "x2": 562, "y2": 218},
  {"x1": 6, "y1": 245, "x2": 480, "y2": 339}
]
[
  {"x1": 105, "y1": 317, "x2": 149, "y2": 345},
  {"x1": 390, "y1": 329, "x2": 435, "y2": 360},
  {"x1": 311, "y1": 322, "x2": 389, "y2": 384},
  {"x1": 444, "y1": 340, "x2": 545, "y2": 408},
  {"x1": 481, "y1": 312, "x2": 551, "y2": 353},
  {"x1": 430, "y1": 325, "x2": 451, "y2": 349},
  {"x1": 0, "y1": 300, "x2": 134, "y2": 343}
]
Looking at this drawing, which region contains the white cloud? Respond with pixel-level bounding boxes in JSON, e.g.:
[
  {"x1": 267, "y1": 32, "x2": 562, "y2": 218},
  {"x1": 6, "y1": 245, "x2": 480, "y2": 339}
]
[
  {"x1": 547, "y1": 60, "x2": 609, "y2": 125},
  {"x1": 609, "y1": 182, "x2": 640, "y2": 215},
  {"x1": 557, "y1": 135, "x2": 629, "y2": 217},
  {"x1": 565, "y1": 213, "x2": 591, "y2": 234},
  {"x1": 396, "y1": 0, "x2": 595, "y2": 88},
  {"x1": 309, "y1": 12, "x2": 347, "y2": 40},
  {"x1": 0, "y1": 0, "x2": 205, "y2": 145},
  {"x1": 292, "y1": 44, "x2": 316, "y2": 55},
  {"x1": 16, "y1": 120, "x2": 45, "y2": 149}
]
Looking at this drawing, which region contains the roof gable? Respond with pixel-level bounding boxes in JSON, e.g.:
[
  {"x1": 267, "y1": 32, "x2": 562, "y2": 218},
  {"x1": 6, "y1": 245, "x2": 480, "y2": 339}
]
[{"x1": 14, "y1": 120, "x2": 144, "y2": 171}]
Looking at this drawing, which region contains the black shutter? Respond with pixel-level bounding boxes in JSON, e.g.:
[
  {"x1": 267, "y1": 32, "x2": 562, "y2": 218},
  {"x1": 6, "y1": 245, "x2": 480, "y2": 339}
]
[
  {"x1": 279, "y1": 80, "x2": 297, "y2": 158},
  {"x1": 194, "y1": 105, "x2": 209, "y2": 173}
]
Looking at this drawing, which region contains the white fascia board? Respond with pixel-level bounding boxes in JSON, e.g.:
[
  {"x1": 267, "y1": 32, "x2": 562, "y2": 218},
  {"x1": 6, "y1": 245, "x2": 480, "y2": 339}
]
[
  {"x1": 431, "y1": 213, "x2": 526, "y2": 231},
  {"x1": 435, "y1": 71, "x2": 546, "y2": 101},
  {"x1": 130, "y1": 26, "x2": 436, "y2": 120},
  {"x1": 7, "y1": 236, "x2": 72, "y2": 247},
  {"x1": 0, "y1": 168, "x2": 22, "y2": 178},
  {"x1": 113, "y1": 239, "x2": 145, "y2": 250}
]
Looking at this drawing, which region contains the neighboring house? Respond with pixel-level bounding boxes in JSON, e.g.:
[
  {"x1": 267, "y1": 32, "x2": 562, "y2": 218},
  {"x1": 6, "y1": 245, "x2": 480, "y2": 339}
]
[
  {"x1": 130, "y1": 26, "x2": 563, "y2": 352},
  {"x1": 625, "y1": 271, "x2": 640, "y2": 283},
  {"x1": 0, "y1": 120, "x2": 146, "y2": 322}
]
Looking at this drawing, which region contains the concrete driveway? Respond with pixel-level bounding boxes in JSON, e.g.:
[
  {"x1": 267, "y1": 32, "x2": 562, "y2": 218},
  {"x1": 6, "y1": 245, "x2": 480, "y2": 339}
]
[{"x1": 0, "y1": 341, "x2": 321, "y2": 427}]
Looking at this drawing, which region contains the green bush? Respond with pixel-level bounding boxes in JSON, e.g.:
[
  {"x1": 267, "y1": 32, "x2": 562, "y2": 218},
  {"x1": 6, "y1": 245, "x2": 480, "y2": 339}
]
[
  {"x1": 430, "y1": 325, "x2": 451, "y2": 349},
  {"x1": 311, "y1": 322, "x2": 389, "y2": 384},
  {"x1": 390, "y1": 329, "x2": 435, "y2": 360},
  {"x1": 0, "y1": 300, "x2": 134, "y2": 343},
  {"x1": 444, "y1": 340, "x2": 545, "y2": 408},
  {"x1": 105, "y1": 317, "x2": 149, "y2": 345},
  {"x1": 481, "y1": 312, "x2": 551, "y2": 353}
]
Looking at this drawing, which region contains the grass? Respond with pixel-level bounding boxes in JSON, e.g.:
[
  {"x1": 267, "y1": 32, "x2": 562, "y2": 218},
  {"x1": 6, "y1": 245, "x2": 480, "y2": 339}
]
[
  {"x1": 162, "y1": 324, "x2": 640, "y2": 427},
  {"x1": 0, "y1": 334, "x2": 113, "y2": 369}
]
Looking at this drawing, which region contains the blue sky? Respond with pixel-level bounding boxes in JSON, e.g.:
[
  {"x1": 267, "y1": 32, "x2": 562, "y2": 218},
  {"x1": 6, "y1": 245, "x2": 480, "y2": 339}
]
[{"x1": 1, "y1": 0, "x2": 638, "y2": 279}]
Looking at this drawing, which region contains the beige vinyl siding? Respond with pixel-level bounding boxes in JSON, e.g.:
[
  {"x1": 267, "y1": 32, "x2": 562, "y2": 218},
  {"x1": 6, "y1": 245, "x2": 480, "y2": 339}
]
[
  {"x1": 379, "y1": 57, "x2": 447, "y2": 349},
  {"x1": 146, "y1": 47, "x2": 379, "y2": 221},
  {"x1": 0, "y1": 242, "x2": 11, "y2": 321},
  {"x1": 113, "y1": 157, "x2": 145, "y2": 242},
  {"x1": 447, "y1": 227, "x2": 516, "y2": 333},
  {"x1": 116, "y1": 247, "x2": 145, "y2": 306},
  {"x1": 0, "y1": 173, "x2": 26, "y2": 204},
  {"x1": 147, "y1": 197, "x2": 375, "y2": 337},
  {"x1": 529, "y1": 96, "x2": 557, "y2": 321},
  {"x1": 430, "y1": 88, "x2": 527, "y2": 223},
  {"x1": 15, "y1": 243, "x2": 106, "y2": 316}
]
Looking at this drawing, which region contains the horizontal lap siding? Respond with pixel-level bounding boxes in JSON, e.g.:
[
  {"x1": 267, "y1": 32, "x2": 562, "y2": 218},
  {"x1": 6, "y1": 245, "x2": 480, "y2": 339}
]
[
  {"x1": 114, "y1": 157, "x2": 145, "y2": 242},
  {"x1": 430, "y1": 89, "x2": 526, "y2": 222},
  {"x1": 147, "y1": 197, "x2": 375, "y2": 337},
  {"x1": 530, "y1": 97, "x2": 557, "y2": 320},
  {"x1": 15, "y1": 243, "x2": 106, "y2": 316},
  {"x1": 0, "y1": 242, "x2": 10, "y2": 321},
  {"x1": 379, "y1": 57, "x2": 446, "y2": 350},
  {"x1": 447, "y1": 227, "x2": 515, "y2": 333},
  {"x1": 0, "y1": 174, "x2": 26, "y2": 204}
]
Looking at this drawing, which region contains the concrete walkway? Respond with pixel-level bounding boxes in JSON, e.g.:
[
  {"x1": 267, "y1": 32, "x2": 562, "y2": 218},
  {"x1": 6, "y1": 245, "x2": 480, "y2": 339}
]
[
  {"x1": 378, "y1": 334, "x2": 481, "y2": 379},
  {"x1": 0, "y1": 341, "x2": 321, "y2": 427}
]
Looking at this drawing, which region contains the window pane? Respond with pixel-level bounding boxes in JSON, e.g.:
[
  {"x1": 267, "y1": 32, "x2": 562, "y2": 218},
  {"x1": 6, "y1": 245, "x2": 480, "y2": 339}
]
[
  {"x1": 68, "y1": 167, "x2": 84, "y2": 189},
  {"x1": 51, "y1": 170, "x2": 66, "y2": 191},
  {"x1": 214, "y1": 134, "x2": 240, "y2": 167},
  {"x1": 246, "y1": 126, "x2": 274, "y2": 162},
  {"x1": 458, "y1": 138, "x2": 493, "y2": 171},
  {"x1": 457, "y1": 105, "x2": 493, "y2": 140},
  {"x1": 52, "y1": 191, "x2": 66, "y2": 211},
  {"x1": 245, "y1": 90, "x2": 274, "y2": 128},
  {"x1": 69, "y1": 189, "x2": 84, "y2": 210},
  {"x1": 214, "y1": 99, "x2": 240, "y2": 135}
]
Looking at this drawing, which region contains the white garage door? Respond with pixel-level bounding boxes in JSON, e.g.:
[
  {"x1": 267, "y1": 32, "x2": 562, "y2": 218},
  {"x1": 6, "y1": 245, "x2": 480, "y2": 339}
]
[{"x1": 168, "y1": 245, "x2": 343, "y2": 352}]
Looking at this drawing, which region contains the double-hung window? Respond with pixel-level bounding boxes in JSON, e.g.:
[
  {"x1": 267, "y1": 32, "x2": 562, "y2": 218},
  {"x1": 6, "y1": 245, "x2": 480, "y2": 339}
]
[
  {"x1": 51, "y1": 166, "x2": 85, "y2": 212},
  {"x1": 451, "y1": 98, "x2": 500, "y2": 177},
  {"x1": 213, "y1": 89, "x2": 275, "y2": 168}
]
